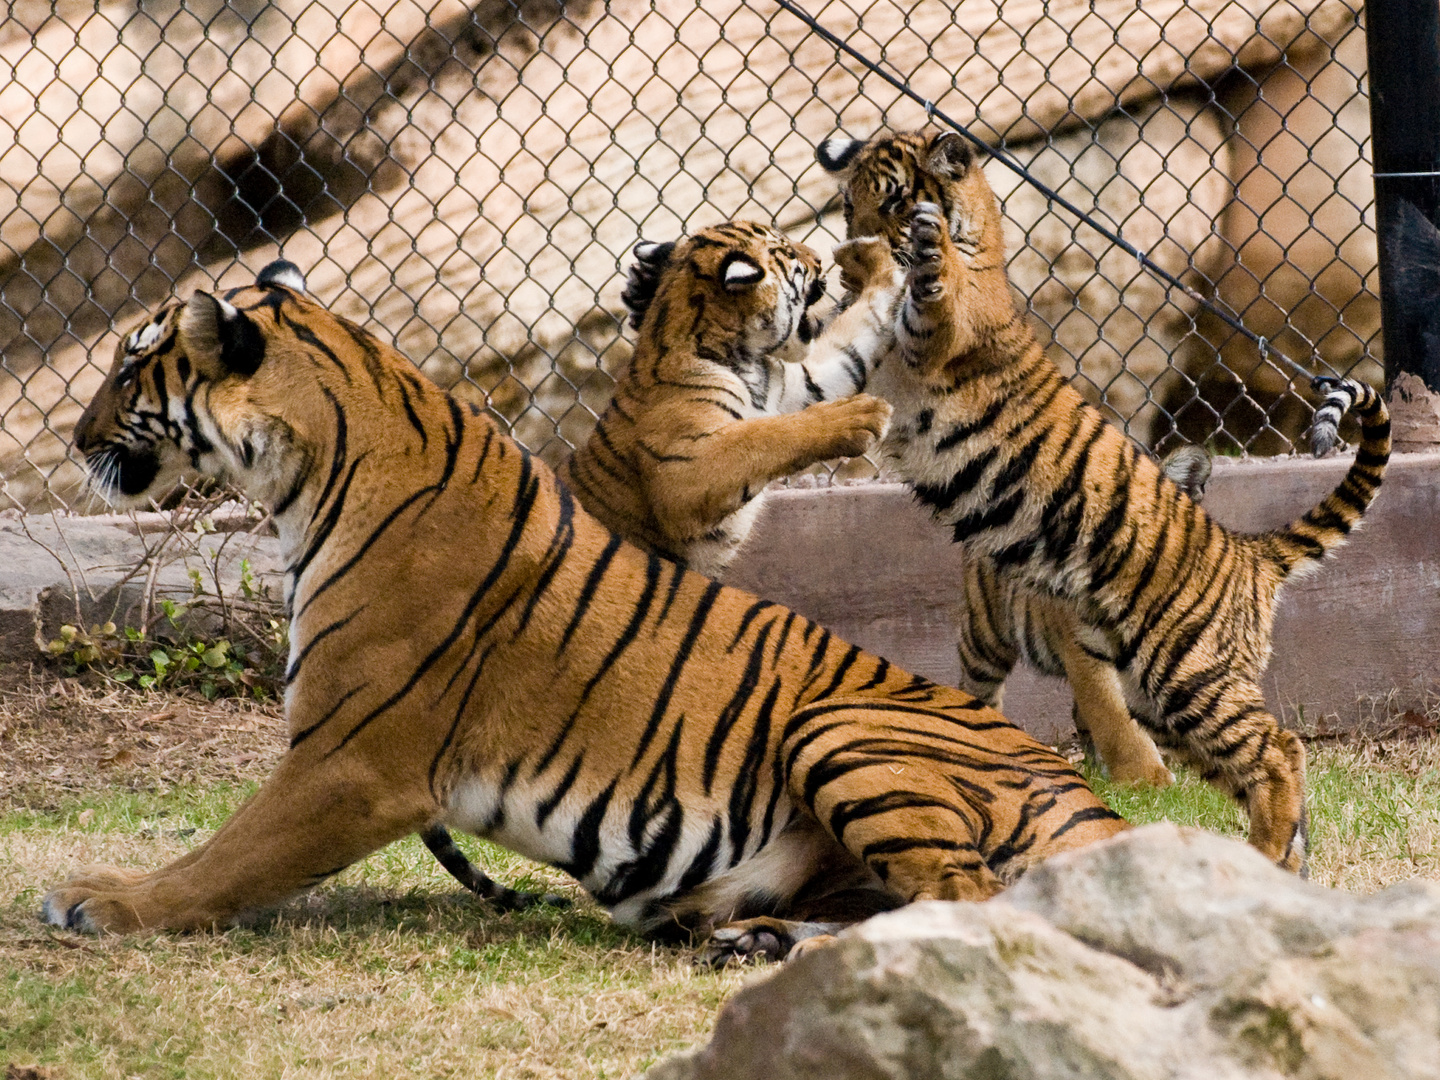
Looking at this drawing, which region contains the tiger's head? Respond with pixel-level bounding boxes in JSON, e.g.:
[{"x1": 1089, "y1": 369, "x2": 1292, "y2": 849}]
[
  {"x1": 74, "y1": 260, "x2": 319, "y2": 510},
  {"x1": 817, "y1": 129, "x2": 1003, "y2": 264},
  {"x1": 620, "y1": 220, "x2": 828, "y2": 361}
]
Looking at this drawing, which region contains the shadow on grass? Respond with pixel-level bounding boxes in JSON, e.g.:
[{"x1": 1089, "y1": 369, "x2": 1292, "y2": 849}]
[{"x1": 246, "y1": 881, "x2": 642, "y2": 951}]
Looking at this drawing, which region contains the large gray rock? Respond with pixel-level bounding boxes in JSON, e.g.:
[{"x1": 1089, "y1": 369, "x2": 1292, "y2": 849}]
[{"x1": 644, "y1": 825, "x2": 1440, "y2": 1080}]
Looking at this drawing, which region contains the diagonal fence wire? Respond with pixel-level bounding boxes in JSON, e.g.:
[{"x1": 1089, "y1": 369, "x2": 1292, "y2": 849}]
[
  {"x1": 772, "y1": 0, "x2": 1343, "y2": 392},
  {"x1": 0, "y1": 0, "x2": 1380, "y2": 512}
]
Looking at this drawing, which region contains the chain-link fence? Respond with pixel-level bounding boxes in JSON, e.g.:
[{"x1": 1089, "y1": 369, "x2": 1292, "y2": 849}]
[{"x1": 0, "y1": 0, "x2": 1378, "y2": 511}]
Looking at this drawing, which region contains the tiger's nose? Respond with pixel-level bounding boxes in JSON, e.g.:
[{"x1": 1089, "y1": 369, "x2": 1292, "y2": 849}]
[{"x1": 73, "y1": 404, "x2": 98, "y2": 455}]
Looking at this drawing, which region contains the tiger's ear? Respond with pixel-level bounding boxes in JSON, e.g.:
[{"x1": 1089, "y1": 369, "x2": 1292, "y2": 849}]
[
  {"x1": 257, "y1": 259, "x2": 306, "y2": 294},
  {"x1": 817, "y1": 135, "x2": 866, "y2": 174},
  {"x1": 721, "y1": 254, "x2": 765, "y2": 290},
  {"x1": 1159, "y1": 444, "x2": 1212, "y2": 501},
  {"x1": 178, "y1": 292, "x2": 266, "y2": 376},
  {"x1": 926, "y1": 131, "x2": 975, "y2": 178},
  {"x1": 621, "y1": 240, "x2": 677, "y2": 330}
]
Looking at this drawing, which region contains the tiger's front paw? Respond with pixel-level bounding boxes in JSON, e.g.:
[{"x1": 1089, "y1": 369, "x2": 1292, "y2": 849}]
[
  {"x1": 42, "y1": 865, "x2": 150, "y2": 934},
  {"x1": 833, "y1": 236, "x2": 901, "y2": 295},
  {"x1": 907, "y1": 202, "x2": 949, "y2": 301},
  {"x1": 811, "y1": 393, "x2": 893, "y2": 458}
]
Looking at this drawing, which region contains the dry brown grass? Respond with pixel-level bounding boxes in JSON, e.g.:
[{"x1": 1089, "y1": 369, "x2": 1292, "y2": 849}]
[
  {"x1": 4, "y1": 662, "x2": 1439, "y2": 1078},
  {"x1": 1, "y1": 663, "x2": 747, "y2": 1079}
]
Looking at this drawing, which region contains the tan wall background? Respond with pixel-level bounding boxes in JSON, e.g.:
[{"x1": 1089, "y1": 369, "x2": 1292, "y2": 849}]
[{"x1": 728, "y1": 454, "x2": 1440, "y2": 742}]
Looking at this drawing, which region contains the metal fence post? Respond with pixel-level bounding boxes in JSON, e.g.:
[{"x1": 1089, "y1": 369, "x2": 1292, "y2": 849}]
[{"x1": 1366, "y1": 0, "x2": 1440, "y2": 392}]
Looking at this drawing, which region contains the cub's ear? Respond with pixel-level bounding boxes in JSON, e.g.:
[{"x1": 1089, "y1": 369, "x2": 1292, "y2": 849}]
[
  {"x1": 178, "y1": 292, "x2": 266, "y2": 376},
  {"x1": 632, "y1": 240, "x2": 676, "y2": 267},
  {"x1": 817, "y1": 135, "x2": 866, "y2": 174},
  {"x1": 926, "y1": 131, "x2": 975, "y2": 178},
  {"x1": 721, "y1": 254, "x2": 765, "y2": 290},
  {"x1": 257, "y1": 259, "x2": 307, "y2": 294},
  {"x1": 621, "y1": 240, "x2": 677, "y2": 330},
  {"x1": 1159, "y1": 444, "x2": 1212, "y2": 502}
]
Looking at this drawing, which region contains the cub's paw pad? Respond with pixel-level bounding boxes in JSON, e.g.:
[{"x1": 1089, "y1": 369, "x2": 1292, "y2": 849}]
[
  {"x1": 909, "y1": 203, "x2": 946, "y2": 255},
  {"x1": 833, "y1": 237, "x2": 899, "y2": 292},
  {"x1": 906, "y1": 203, "x2": 948, "y2": 300}
]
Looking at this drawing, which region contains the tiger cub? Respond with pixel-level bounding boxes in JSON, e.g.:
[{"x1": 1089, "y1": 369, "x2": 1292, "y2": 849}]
[
  {"x1": 819, "y1": 129, "x2": 1390, "y2": 871},
  {"x1": 959, "y1": 444, "x2": 1213, "y2": 788},
  {"x1": 560, "y1": 220, "x2": 897, "y2": 578},
  {"x1": 46, "y1": 260, "x2": 1128, "y2": 962}
]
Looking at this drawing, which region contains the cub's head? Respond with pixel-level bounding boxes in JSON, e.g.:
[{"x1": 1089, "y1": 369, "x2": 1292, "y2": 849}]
[
  {"x1": 817, "y1": 129, "x2": 1003, "y2": 261},
  {"x1": 74, "y1": 260, "x2": 318, "y2": 507},
  {"x1": 620, "y1": 220, "x2": 827, "y2": 358}
]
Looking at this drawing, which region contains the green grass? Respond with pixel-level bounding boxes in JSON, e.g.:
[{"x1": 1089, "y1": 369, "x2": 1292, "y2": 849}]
[
  {"x1": 1084, "y1": 740, "x2": 1440, "y2": 890},
  {"x1": 1, "y1": 785, "x2": 742, "y2": 1080},
  {"x1": 5, "y1": 740, "x2": 1440, "y2": 1077}
]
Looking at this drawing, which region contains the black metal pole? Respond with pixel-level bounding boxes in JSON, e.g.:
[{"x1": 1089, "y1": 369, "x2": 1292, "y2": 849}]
[{"x1": 1367, "y1": 0, "x2": 1440, "y2": 392}]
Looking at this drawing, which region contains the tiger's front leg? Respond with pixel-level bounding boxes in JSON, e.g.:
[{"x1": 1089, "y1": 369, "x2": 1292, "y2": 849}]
[
  {"x1": 648, "y1": 398, "x2": 892, "y2": 544},
  {"x1": 896, "y1": 201, "x2": 971, "y2": 365},
  {"x1": 42, "y1": 745, "x2": 433, "y2": 932}
]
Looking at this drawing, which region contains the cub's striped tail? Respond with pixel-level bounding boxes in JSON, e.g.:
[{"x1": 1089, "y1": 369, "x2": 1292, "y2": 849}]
[
  {"x1": 420, "y1": 826, "x2": 570, "y2": 911},
  {"x1": 1270, "y1": 376, "x2": 1390, "y2": 573}
]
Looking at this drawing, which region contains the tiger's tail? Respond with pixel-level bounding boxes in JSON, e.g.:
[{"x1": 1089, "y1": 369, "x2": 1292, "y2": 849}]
[
  {"x1": 419, "y1": 825, "x2": 570, "y2": 911},
  {"x1": 1267, "y1": 375, "x2": 1390, "y2": 575}
]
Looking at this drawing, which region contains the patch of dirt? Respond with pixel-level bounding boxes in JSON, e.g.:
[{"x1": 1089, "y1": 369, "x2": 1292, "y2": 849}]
[{"x1": 0, "y1": 661, "x2": 285, "y2": 810}]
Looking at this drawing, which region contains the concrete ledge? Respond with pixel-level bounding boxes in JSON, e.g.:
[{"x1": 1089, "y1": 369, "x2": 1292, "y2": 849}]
[
  {"x1": 728, "y1": 453, "x2": 1440, "y2": 742},
  {"x1": 0, "y1": 511, "x2": 284, "y2": 661},
  {"x1": 2, "y1": 453, "x2": 1435, "y2": 741}
]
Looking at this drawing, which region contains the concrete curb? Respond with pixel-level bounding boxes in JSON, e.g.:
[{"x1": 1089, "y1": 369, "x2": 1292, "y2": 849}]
[
  {"x1": 2, "y1": 451, "x2": 1436, "y2": 739},
  {"x1": 0, "y1": 511, "x2": 284, "y2": 661}
]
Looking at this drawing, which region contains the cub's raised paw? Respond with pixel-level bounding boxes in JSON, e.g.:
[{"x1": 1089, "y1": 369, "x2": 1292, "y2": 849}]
[
  {"x1": 907, "y1": 201, "x2": 949, "y2": 301},
  {"x1": 812, "y1": 393, "x2": 893, "y2": 458},
  {"x1": 702, "y1": 917, "x2": 844, "y2": 967},
  {"x1": 833, "y1": 236, "x2": 901, "y2": 295}
]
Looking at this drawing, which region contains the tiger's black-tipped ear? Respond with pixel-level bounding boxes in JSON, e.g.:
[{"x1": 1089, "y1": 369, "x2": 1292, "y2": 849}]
[
  {"x1": 817, "y1": 135, "x2": 866, "y2": 174},
  {"x1": 257, "y1": 259, "x2": 307, "y2": 294},
  {"x1": 178, "y1": 292, "x2": 266, "y2": 376},
  {"x1": 721, "y1": 254, "x2": 765, "y2": 290},
  {"x1": 633, "y1": 241, "x2": 676, "y2": 267},
  {"x1": 621, "y1": 240, "x2": 677, "y2": 330},
  {"x1": 1158, "y1": 444, "x2": 1212, "y2": 501},
  {"x1": 926, "y1": 131, "x2": 974, "y2": 178}
]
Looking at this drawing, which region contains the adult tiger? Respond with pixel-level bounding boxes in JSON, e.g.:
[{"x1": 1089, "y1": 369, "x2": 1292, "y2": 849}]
[
  {"x1": 817, "y1": 129, "x2": 1390, "y2": 871},
  {"x1": 559, "y1": 220, "x2": 896, "y2": 579},
  {"x1": 44, "y1": 260, "x2": 1127, "y2": 960}
]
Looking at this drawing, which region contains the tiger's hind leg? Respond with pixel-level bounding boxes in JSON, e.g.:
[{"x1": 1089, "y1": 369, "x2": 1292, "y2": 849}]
[
  {"x1": 1163, "y1": 680, "x2": 1308, "y2": 873},
  {"x1": 954, "y1": 556, "x2": 1021, "y2": 709},
  {"x1": 1054, "y1": 630, "x2": 1173, "y2": 788},
  {"x1": 784, "y1": 707, "x2": 1013, "y2": 905}
]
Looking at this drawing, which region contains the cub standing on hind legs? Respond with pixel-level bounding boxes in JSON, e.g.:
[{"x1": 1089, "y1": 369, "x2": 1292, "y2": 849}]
[
  {"x1": 560, "y1": 219, "x2": 897, "y2": 579},
  {"x1": 818, "y1": 129, "x2": 1390, "y2": 872},
  {"x1": 43, "y1": 260, "x2": 1127, "y2": 961}
]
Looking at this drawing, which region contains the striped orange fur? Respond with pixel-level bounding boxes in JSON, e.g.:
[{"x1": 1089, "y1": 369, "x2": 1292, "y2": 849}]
[
  {"x1": 44, "y1": 260, "x2": 1127, "y2": 959},
  {"x1": 819, "y1": 130, "x2": 1391, "y2": 872}
]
